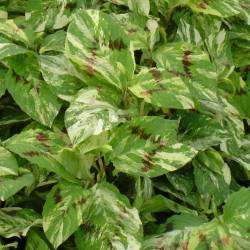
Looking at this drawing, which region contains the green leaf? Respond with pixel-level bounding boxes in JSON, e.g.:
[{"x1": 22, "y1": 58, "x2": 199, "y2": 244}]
[
  {"x1": 169, "y1": 0, "x2": 246, "y2": 18},
  {"x1": 0, "y1": 173, "x2": 34, "y2": 201},
  {"x1": 6, "y1": 0, "x2": 26, "y2": 13},
  {"x1": 166, "y1": 171, "x2": 194, "y2": 195},
  {"x1": 223, "y1": 188, "x2": 250, "y2": 239},
  {"x1": 0, "y1": 68, "x2": 6, "y2": 98},
  {"x1": 152, "y1": 42, "x2": 217, "y2": 91},
  {"x1": 193, "y1": 159, "x2": 230, "y2": 207},
  {"x1": 0, "y1": 110, "x2": 30, "y2": 126},
  {"x1": 143, "y1": 188, "x2": 250, "y2": 249},
  {"x1": 114, "y1": 13, "x2": 159, "y2": 50},
  {"x1": 0, "y1": 1, "x2": 249, "y2": 249},
  {"x1": 176, "y1": 13, "x2": 233, "y2": 77},
  {"x1": 77, "y1": 182, "x2": 142, "y2": 250},
  {"x1": 5, "y1": 52, "x2": 40, "y2": 79},
  {"x1": 0, "y1": 146, "x2": 18, "y2": 176},
  {"x1": 128, "y1": 0, "x2": 150, "y2": 16},
  {"x1": 221, "y1": 135, "x2": 250, "y2": 172},
  {"x1": 107, "y1": 0, "x2": 128, "y2": 6},
  {"x1": 142, "y1": 221, "x2": 236, "y2": 250},
  {"x1": 39, "y1": 54, "x2": 84, "y2": 101},
  {"x1": 141, "y1": 195, "x2": 195, "y2": 214},
  {"x1": 181, "y1": 113, "x2": 231, "y2": 150},
  {"x1": 65, "y1": 9, "x2": 134, "y2": 90},
  {"x1": 195, "y1": 148, "x2": 229, "y2": 175},
  {"x1": 0, "y1": 208, "x2": 41, "y2": 238},
  {"x1": 6, "y1": 72, "x2": 61, "y2": 127},
  {"x1": 0, "y1": 37, "x2": 27, "y2": 60},
  {"x1": 25, "y1": 0, "x2": 71, "y2": 32},
  {"x1": 154, "y1": 180, "x2": 199, "y2": 208},
  {"x1": 25, "y1": 230, "x2": 51, "y2": 250},
  {"x1": 0, "y1": 19, "x2": 34, "y2": 47},
  {"x1": 0, "y1": 241, "x2": 18, "y2": 249},
  {"x1": 42, "y1": 181, "x2": 90, "y2": 249},
  {"x1": 165, "y1": 213, "x2": 207, "y2": 231},
  {"x1": 188, "y1": 0, "x2": 245, "y2": 18},
  {"x1": 39, "y1": 30, "x2": 66, "y2": 54},
  {"x1": 109, "y1": 117, "x2": 197, "y2": 177},
  {"x1": 230, "y1": 90, "x2": 250, "y2": 121},
  {"x1": 65, "y1": 88, "x2": 121, "y2": 145},
  {"x1": 57, "y1": 148, "x2": 93, "y2": 180},
  {"x1": 129, "y1": 68, "x2": 194, "y2": 109},
  {"x1": 4, "y1": 128, "x2": 78, "y2": 182},
  {"x1": 176, "y1": 13, "x2": 221, "y2": 47}
]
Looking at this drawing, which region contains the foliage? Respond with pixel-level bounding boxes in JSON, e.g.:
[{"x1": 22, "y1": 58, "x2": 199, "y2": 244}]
[{"x1": 0, "y1": 0, "x2": 249, "y2": 249}]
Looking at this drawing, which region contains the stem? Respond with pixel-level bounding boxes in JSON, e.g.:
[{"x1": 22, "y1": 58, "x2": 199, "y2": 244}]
[
  {"x1": 139, "y1": 101, "x2": 145, "y2": 116},
  {"x1": 98, "y1": 156, "x2": 105, "y2": 181},
  {"x1": 133, "y1": 177, "x2": 142, "y2": 209},
  {"x1": 123, "y1": 88, "x2": 129, "y2": 109},
  {"x1": 165, "y1": 6, "x2": 174, "y2": 26},
  {"x1": 212, "y1": 199, "x2": 219, "y2": 219}
]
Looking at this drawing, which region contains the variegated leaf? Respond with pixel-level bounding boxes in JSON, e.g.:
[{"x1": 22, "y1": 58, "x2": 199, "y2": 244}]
[
  {"x1": 152, "y1": 42, "x2": 217, "y2": 90},
  {"x1": 65, "y1": 9, "x2": 135, "y2": 90},
  {"x1": 43, "y1": 181, "x2": 90, "y2": 249},
  {"x1": 6, "y1": 72, "x2": 61, "y2": 127},
  {"x1": 25, "y1": 230, "x2": 51, "y2": 250},
  {"x1": 143, "y1": 189, "x2": 250, "y2": 249},
  {"x1": 0, "y1": 146, "x2": 18, "y2": 176},
  {"x1": 0, "y1": 37, "x2": 28, "y2": 60},
  {"x1": 109, "y1": 117, "x2": 197, "y2": 177},
  {"x1": 39, "y1": 54, "x2": 84, "y2": 101},
  {"x1": 3, "y1": 128, "x2": 78, "y2": 183},
  {"x1": 0, "y1": 19, "x2": 34, "y2": 47},
  {"x1": 0, "y1": 173, "x2": 34, "y2": 201},
  {"x1": 169, "y1": 0, "x2": 246, "y2": 18},
  {"x1": 0, "y1": 208, "x2": 41, "y2": 238},
  {"x1": 39, "y1": 30, "x2": 66, "y2": 54},
  {"x1": 65, "y1": 88, "x2": 121, "y2": 145},
  {"x1": 76, "y1": 182, "x2": 142, "y2": 250},
  {"x1": 129, "y1": 68, "x2": 194, "y2": 109}
]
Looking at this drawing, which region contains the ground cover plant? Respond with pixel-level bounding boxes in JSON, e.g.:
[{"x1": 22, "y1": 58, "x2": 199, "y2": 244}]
[{"x1": 0, "y1": 0, "x2": 250, "y2": 249}]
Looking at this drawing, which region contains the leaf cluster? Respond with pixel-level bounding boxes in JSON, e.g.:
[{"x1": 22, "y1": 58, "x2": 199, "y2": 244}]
[{"x1": 0, "y1": 0, "x2": 250, "y2": 249}]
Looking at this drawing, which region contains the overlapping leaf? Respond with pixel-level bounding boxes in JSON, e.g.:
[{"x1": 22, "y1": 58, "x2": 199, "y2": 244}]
[
  {"x1": 65, "y1": 9, "x2": 135, "y2": 90},
  {"x1": 43, "y1": 181, "x2": 90, "y2": 248},
  {"x1": 65, "y1": 88, "x2": 122, "y2": 145},
  {"x1": 76, "y1": 183, "x2": 142, "y2": 250},
  {"x1": 0, "y1": 172, "x2": 34, "y2": 201},
  {"x1": 153, "y1": 42, "x2": 217, "y2": 89},
  {"x1": 6, "y1": 72, "x2": 61, "y2": 127},
  {"x1": 39, "y1": 54, "x2": 84, "y2": 101},
  {"x1": 0, "y1": 37, "x2": 28, "y2": 60},
  {"x1": 25, "y1": 230, "x2": 51, "y2": 250},
  {"x1": 0, "y1": 208, "x2": 41, "y2": 238},
  {"x1": 169, "y1": 0, "x2": 247, "y2": 18},
  {"x1": 0, "y1": 68, "x2": 6, "y2": 98},
  {"x1": 143, "y1": 188, "x2": 250, "y2": 250},
  {"x1": 0, "y1": 19, "x2": 35, "y2": 47},
  {"x1": 0, "y1": 146, "x2": 18, "y2": 176},
  {"x1": 130, "y1": 68, "x2": 194, "y2": 109},
  {"x1": 109, "y1": 116, "x2": 197, "y2": 177},
  {"x1": 4, "y1": 128, "x2": 79, "y2": 182},
  {"x1": 0, "y1": 0, "x2": 249, "y2": 249},
  {"x1": 25, "y1": 0, "x2": 72, "y2": 32}
]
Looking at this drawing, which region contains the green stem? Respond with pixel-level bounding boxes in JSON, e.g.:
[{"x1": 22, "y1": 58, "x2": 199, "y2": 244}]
[
  {"x1": 123, "y1": 88, "x2": 129, "y2": 109},
  {"x1": 165, "y1": 6, "x2": 175, "y2": 26},
  {"x1": 212, "y1": 199, "x2": 219, "y2": 219},
  {"x1": 139, "y1": 101, "x2": 145, "y2": 116},
  {"x1": 133, "y1": 177, "x2": 142, "y2": 209},
  {"x1": 98, "y1": 156, "x2": 105, "y2": 181}
]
